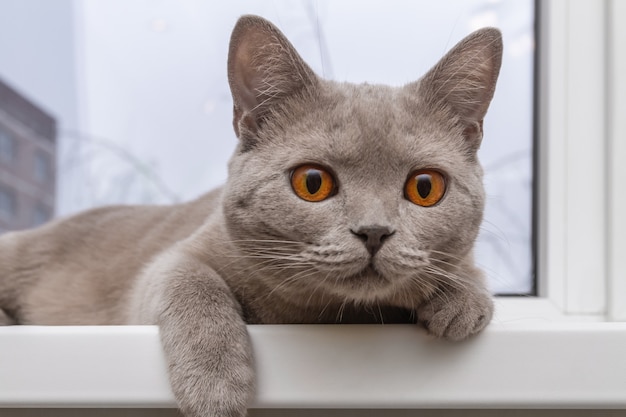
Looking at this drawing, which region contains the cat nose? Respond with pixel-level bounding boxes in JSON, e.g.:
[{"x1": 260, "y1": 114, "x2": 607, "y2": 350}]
[{"x1": 351, "y1": 225, "x2": 395, "y2": 256}]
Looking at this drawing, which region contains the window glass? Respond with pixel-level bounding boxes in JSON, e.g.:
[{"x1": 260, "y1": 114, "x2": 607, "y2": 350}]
[
  {"x1": 0, "y1": 0, "x2": 535, "y2": 294},
  {"x1": 32, "y1": 204, "x2": 50, "y2": 226},
  {"x1": 33, "y1": 151, "x2": 51, "y2": 183},
  {"x1": 0, "y1": 128, "x2": 16, "y2": 163},
  {"x1": 0, "y1": 186, "x2": 16, "y2": 220}
]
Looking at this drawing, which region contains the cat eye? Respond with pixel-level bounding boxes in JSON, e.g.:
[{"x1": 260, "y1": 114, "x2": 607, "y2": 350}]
[
  {"x1": 404, "y1": 169, "x2": 446, "y2": 207},
  {"x1": 290, "y1": 164, "x2": 336, "y2": 202}
]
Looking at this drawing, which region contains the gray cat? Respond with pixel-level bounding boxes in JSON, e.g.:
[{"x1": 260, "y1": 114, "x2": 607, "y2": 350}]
[{"x1": 0, "y1": 15, "x2": 502, "y2": 417}]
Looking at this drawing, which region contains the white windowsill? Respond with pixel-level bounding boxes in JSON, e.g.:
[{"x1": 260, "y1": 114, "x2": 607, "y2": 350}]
[{"x1": 1, "y1": 298, "x2": 625, "y2": 410}]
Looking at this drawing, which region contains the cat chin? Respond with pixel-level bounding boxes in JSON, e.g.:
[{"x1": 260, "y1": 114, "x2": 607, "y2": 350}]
[{"x1": 320, "y1": 263, "x2": 414, "y2": 303}]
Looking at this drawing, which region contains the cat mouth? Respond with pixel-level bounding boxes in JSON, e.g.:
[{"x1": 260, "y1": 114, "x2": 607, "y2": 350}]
[{"x1": 344, "y1": 263, "x2": 389, "y2": 285}]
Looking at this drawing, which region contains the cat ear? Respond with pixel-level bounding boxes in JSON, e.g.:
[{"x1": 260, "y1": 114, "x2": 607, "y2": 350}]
[
  {"x1": 227, "y1": 15, "x2": 318, "y2": 140},
  {"x1": 415, "y1": 28, "x2": 502, "y2": 147}
]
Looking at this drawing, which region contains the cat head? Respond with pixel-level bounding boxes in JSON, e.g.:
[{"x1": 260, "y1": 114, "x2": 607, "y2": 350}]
[{"x1": 223, "y1": 15, "x2": 502, "y2": 304}]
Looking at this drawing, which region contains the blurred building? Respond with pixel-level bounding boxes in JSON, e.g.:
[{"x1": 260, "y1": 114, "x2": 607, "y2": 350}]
[{"x1": 0, "y1": 78, "x2": 56, "y2": 233}]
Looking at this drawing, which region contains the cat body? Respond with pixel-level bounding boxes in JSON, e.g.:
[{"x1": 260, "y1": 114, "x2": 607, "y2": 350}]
[{"x1": 0, "y1": 16, "x2": 502, "y2": 417}]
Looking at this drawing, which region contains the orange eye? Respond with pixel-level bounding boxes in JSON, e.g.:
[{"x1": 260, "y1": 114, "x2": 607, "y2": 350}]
[
  {"x1": 291, "y1": 165, "x2": 336, "y2": 202},
  {"x1": 405, "y1": 169, "x2": 446, "y2": 207}
]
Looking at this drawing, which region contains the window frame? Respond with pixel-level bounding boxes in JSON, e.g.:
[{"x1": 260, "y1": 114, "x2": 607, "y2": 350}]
[
  {"x1": 607, "y1": 0, "x2": 626, "y2": 322},
  {"x1": 533, "y1": 0, "x2": 624, "y2": 321}
]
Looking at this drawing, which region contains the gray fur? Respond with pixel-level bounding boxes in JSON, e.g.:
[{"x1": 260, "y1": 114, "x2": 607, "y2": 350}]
[{"x1": 0, "y1": 15, "x2": 502, "y2": 417}]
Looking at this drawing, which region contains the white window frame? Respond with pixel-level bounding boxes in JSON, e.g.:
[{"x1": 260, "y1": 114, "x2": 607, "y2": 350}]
[
  {"x1": 607, "y1": 0, "x2": 626, "y2": 322},
  {"x1": 532, "y1": 0, "x2": 625, "y2": 320},
  {"x1": 1, "y1": 0, "x2": 626, "y2": 414}
]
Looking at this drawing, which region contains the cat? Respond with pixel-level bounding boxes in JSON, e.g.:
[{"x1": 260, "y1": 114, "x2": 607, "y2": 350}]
[{"x1": 0, "y1": 15, "x2": 502, "y2": 417}]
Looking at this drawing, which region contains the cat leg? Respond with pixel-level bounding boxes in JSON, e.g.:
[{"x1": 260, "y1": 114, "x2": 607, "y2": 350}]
[
  {"x1": 132, "y1": 249, "x2": 255, "y2": 417},
  {"x1": 416, "y1": 274, "x2": 493, "y2": 341}
]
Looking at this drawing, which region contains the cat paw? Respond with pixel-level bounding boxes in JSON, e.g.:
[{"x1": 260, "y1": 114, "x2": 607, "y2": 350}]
[
  {"x1": 164, "y1": 326, "x2": 255, "y2": 417},
  {"x1": 175, "y1": 376, "x2": 253, "y2": 417},
  {"x1": 168, "y1": 350, "x2": 254, "y2": 417},
  {"x1": 417, "y1": 288, "x2": 493, "y2": 341}
]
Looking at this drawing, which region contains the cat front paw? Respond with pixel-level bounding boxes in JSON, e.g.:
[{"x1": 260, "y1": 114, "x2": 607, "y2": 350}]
[
  {"x1": 165, "y1": 330, "x2": 255, "y2": 417},
  {"x1": 174, "y1": 370, "x2": 254, "y2": 417},
  {"x1": 417, "y1": 287, "x2": 493, "y2": 341}
]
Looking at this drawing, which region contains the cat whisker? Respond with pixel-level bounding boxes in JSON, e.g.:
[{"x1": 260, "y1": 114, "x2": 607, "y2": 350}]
[
  {"x1": 408, "y1": 274, "x2": 452, "y2": 307},
  {"x1": 427, "y1": 248, "x2": 508, "y2": 290},
  {"x1": 318, "y1": 297, "x2": 334, "y2": 321},
  {"x1": 216, "y1": 254, "x2": 313, "y2": 286},
  {"x1": 264, "y1": 267, "x2": 320, "y2": 301},
  {"x1": 427, "y1": 248, "x2": 470, "y2": 263},
  {"x1": 305, "y1": 270, "x2": 333, "y2": 311},
  {"x1": 336, "y1": 296, "x2": 350, "y2": 324},
  {"x1": 403, "y1": 273, "x2": 441, "y2": 308},
  {"x1": 422, "y1": 266, "x2": 471, "y2": 294},
  {"x1": 376, "y1": 301, "x2": 385, "y2": 325},
  {"x1": 229, "y1": 254, "x2": 309, "y2": 263},
  {"x1": 229, "y1": 238, "x2": 303, "y2": 246}
]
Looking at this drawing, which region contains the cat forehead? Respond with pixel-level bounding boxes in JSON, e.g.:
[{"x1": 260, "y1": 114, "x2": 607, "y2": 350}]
[{"x1": 270, "y1": 81, "x2": 467, "y2": 169}]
